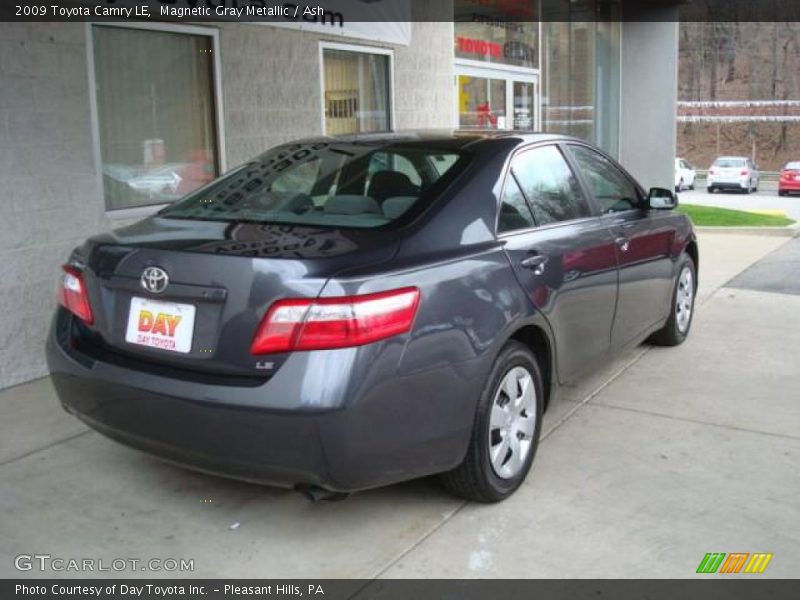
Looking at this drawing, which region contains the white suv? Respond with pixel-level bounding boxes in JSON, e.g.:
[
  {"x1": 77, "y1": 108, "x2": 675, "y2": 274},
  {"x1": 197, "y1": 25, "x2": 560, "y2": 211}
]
[{"x1": 707, "y1": 156, "x2": 760, "y2": 194}]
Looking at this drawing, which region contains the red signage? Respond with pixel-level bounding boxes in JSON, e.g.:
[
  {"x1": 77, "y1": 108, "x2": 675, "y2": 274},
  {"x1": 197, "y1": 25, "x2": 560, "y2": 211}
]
[{"x1": 457, "y1": 36, "x2": 502, "y2": 58}]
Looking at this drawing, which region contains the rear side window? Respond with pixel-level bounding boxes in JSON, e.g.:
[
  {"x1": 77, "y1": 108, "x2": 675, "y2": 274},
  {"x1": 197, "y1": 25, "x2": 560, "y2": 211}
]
[
  {"x1": 511, "y1": 146, "x2": 590, "y2": 225},
  {"x1": 498, "y1": 175, "x2": 536, "y2": 233},
  {"x1": 160, "y1": 143, "x2": 465, "y2": 229},
  {"x1": 785, "y1": 162, "x2": 800, "y2": 170},
  {"x1": 568, "y1": 145, "x2": 641, "y2": 213}
]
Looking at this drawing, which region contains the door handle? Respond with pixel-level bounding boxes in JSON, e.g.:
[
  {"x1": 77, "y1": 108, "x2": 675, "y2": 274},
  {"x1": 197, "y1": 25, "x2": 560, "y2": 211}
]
[
  {"x1": 615, "y1": 236, "x2": 630, "y2": 252},
  {"x1": 520, "y1": 254, "x2": 548, "y2": 274}
]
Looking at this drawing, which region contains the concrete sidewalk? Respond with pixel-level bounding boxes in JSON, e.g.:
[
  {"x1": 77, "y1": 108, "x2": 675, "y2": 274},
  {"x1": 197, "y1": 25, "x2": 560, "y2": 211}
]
[{"x1": 0, "y1": 232, "x2": 797, "y2": 579}]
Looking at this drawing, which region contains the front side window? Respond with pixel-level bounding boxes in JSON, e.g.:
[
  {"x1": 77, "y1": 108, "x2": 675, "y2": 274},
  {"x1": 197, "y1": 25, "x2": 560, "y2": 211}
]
[
  {"x1": 511, "y1": 145, "x2": 590, "y2": 225},
  {"x1": 568, "y1": 145, "x2": 641, "y2": 213},
  {"x1": 160, "y1": 143, "x2": 465, "y2": 229},
  {"x1": 92, "y1": 26, "x2": 220, "y2": 211},
  {"x1": 322, "y1": 48, "x2": 391, "y2": 135}
]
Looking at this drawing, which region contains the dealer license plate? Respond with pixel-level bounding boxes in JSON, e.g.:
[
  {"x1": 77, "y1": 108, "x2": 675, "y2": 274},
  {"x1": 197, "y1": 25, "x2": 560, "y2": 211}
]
[{"x1": 125, "y1": 297, "x2": 196, "y2": 354}]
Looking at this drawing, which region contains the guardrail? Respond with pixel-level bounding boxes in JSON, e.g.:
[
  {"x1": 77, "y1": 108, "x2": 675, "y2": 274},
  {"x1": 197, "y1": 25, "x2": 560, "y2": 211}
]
[{"x1": 695, "y1": 170, "x2": 780, "y2": 182}]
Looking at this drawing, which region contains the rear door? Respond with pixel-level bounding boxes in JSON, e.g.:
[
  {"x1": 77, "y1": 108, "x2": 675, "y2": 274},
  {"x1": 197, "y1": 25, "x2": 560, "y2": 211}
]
[
  {"x1": 499, "y1": 144, "x2": 618, "y2": 382},
  {"x1": 565, "y1": 143, "x2": 676, "y2": 349}
]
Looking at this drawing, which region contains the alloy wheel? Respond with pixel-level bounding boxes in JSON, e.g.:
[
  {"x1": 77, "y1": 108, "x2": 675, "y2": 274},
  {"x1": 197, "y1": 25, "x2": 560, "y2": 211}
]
[
  {"x1": 488, "y1": 366, "x2": 537, "y2": 479},
  {"x1": 676, "y1": 266, "x2": 694, "y2": 333}
]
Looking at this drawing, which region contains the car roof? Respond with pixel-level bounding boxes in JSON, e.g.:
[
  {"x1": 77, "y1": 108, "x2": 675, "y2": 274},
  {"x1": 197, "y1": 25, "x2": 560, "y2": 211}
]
[
  {"x1": 715, "y1": 156, "x2": 748, "y2": 160},
  {"x1": 291, "y1": 129, "x2": 577, "y2": 151}
]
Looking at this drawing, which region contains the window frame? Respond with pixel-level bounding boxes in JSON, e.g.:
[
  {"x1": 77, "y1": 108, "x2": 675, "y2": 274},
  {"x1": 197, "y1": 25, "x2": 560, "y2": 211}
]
[
  {"x1": 494, "y1": 142, "x2": 599, "y2": 237},
  {"x1": 318, "y1": 41, "x2": 395, "y2": 136},
  {"x1": 86, "y1": 21, "x2": 226, "y2": 220}
]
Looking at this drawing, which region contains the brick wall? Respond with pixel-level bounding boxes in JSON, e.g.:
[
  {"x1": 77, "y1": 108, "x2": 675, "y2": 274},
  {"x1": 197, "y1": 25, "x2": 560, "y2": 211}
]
[{"x1": 0, "y1": 20, "x2": 455, "y2": 390}]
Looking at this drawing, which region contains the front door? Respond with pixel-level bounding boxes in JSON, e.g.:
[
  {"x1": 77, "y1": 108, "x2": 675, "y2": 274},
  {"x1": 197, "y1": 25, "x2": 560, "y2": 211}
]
[
  {"x1": 565, "y1": 143, "x2": 676, "y2": 349},
  {"x1": 456, "y1": 65, "x2": 539, "y2": 131}
]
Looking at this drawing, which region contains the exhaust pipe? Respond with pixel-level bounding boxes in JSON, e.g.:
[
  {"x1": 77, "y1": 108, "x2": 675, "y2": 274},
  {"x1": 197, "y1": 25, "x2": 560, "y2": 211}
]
[{"x1": 294, "y1": 484, "x2": 349, "y2": 503}]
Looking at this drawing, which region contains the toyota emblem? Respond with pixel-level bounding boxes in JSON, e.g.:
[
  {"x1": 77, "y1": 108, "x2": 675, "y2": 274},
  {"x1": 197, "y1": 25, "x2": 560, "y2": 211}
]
[{"x1": 140, "y1": 266, "x2": 169, "y2": 294}]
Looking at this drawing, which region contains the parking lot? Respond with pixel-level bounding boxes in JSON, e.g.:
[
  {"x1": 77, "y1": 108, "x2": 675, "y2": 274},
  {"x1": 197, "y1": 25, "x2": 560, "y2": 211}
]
[{"x1": 1, "y1": 232, "x2": 798, "y2": 579}]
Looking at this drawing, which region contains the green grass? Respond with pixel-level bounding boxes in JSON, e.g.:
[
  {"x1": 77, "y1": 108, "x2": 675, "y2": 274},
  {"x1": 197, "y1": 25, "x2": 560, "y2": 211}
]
[{"x1": 677, "y1": 204, "x2": 795, "y2": 227}]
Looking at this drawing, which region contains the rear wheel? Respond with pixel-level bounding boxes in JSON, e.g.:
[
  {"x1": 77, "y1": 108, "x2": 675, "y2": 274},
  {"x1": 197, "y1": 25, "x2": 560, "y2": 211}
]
[
  {"x1": 650, "y1": 254, "x2": 696, "y2": 346},
  {"x1": 779, "y1": 190, "x2": 787, "y2": 197},
  {"x1": 441, "y1": 341, "x2": 543, "y2": 502},
  {"x1": 707, "y1": 187, "x2": 714, "y2": 194}
]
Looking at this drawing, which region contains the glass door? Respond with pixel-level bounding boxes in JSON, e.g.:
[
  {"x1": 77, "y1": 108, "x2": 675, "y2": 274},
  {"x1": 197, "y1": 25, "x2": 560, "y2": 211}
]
[
  {"x1": 512, "y1": 80, "x2": 536, "y2": 130},
  {"x1": 456, "y1": 65, "x2": 539, "y2": 131}
]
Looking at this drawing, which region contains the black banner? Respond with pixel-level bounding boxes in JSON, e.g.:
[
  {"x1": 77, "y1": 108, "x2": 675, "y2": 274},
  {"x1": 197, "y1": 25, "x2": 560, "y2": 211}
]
[
  {"x1": 3, "y1": 0, "x2": 800, "y2": 23},
  {"x1": 3, "y1": 580, "x2": 800, "y2": 600}
]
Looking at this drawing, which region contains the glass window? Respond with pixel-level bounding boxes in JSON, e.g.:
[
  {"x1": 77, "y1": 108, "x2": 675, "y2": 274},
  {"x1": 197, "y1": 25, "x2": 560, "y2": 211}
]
[
  {"x1": 160, "y1": 143, "x2": 464, "y2": 230},
  {"x1": 453, "y1": 5, "x2": 538, "y2": 69},
  {"x1": 429, "y1": 153, "x2": 460, "y2": 177},
  {"x1": 458, "y1": 75, "x2": 506, "y2": 130},
  {"x1": 568, "y1": 145, "x2": 641, "y2": 213},
  {"x1": 92, "y1": 26, "x2": 219, "y2": 211},
  {"x1": 713, "y1": 158, "x2": 746, "y2": 168},
  {"x1": 498, "y1": 175, "x2": 536, "y2": 233},
  {"x1": 512, "y1": 146, "x2": 590, "y2": 225},
  {"x1": 323, "y1": 48, "x2": 390, "y2": 135},
  {"x1": 368, "y1": 153, "x2": 422, "y2": 186},
  {"x1": 541, "y1": 10, "x2": 621, "y2": 156}
]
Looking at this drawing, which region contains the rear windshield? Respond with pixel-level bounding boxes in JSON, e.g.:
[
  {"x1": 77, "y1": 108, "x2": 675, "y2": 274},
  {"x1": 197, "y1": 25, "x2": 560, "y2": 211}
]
[
  {"x1": 713, "y1": 158, "x2": 746, "y2": 168},
  {"x1": 784, "y1": 161, "x2": 800, "y2": 170},
  {"x1": 159, "y1": 142, "x2": 467, "y2": 229}
]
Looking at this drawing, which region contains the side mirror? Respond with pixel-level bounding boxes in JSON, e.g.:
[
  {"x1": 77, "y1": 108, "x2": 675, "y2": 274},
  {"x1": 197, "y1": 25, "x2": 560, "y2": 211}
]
[{"x1": 648, "y1": 187, "x2": 678, "y2": 210}]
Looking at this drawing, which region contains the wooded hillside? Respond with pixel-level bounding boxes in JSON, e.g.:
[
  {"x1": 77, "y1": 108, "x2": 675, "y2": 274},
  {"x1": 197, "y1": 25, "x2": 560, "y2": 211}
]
[{"x1": 678, "y1": 22, "x2": 800, "y2": 171}]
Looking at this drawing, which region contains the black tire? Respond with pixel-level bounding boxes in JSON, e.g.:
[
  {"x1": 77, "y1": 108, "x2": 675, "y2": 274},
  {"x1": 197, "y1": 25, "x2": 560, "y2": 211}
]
[
  {"x1": 649, "y1": 254, "x2": 696, "y2": 347},
  {"x1": 440, "y1": 341, "x2": 544, "y2": 503},
  {"x1": 779, "y1": 190, "x2": 786, "y2": 197},
  {"x1": 707, "y1": 187, "x2": 714, "y2": 194},
  {"x1": 689, "y1": 183, "x2": 695, "y2": 190}
]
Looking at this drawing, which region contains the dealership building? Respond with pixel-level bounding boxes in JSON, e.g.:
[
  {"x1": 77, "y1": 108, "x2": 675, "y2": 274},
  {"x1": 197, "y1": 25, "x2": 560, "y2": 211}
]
[{"x1": 0, "y1": 0, "x2": 680, "y2": 389}]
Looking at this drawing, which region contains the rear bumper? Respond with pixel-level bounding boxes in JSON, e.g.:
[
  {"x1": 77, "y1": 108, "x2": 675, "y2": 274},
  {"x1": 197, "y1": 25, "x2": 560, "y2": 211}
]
[
  {"x1": 46, "y1": 311, "x2": 476, "y2": 492},
  {"x1": 778, "y1": 181, "x2": 800, "y2": 192},
  {"x1": 707, "y1": 179, "x2": 749, "y2": 189}
]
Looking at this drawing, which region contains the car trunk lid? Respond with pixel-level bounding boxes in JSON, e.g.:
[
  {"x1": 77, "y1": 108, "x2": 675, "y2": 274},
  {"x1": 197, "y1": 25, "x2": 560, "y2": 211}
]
[{"x1": 72, "y1": 216, "x2": 398, "y2": 380}]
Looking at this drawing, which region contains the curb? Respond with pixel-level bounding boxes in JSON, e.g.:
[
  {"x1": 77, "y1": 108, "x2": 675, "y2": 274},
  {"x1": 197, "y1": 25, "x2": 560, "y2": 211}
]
[{"x1": 695, "y1": 225, "x2": 800, "y2": 237}]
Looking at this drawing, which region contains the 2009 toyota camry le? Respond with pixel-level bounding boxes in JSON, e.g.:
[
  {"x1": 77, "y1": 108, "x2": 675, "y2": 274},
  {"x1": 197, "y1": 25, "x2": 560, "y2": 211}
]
[{"x1": 47, "y1": 131, "x2": 698, "y2": 502}]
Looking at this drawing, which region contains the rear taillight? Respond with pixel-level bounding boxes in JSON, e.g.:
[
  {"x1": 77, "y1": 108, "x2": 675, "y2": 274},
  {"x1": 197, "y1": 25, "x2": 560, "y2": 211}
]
[
  {"x1": 250, "y1": 287, "x2": 420, "y2": 354},
  {"x1": 59, "y1": 265, "x2": 94, "y2": 324},
  {"x1": 709, "y1": 169, "x2": 715, "y2": 175},
  {"x1": 740, "y1": 169, "x2": 749, "y2": 176}
]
